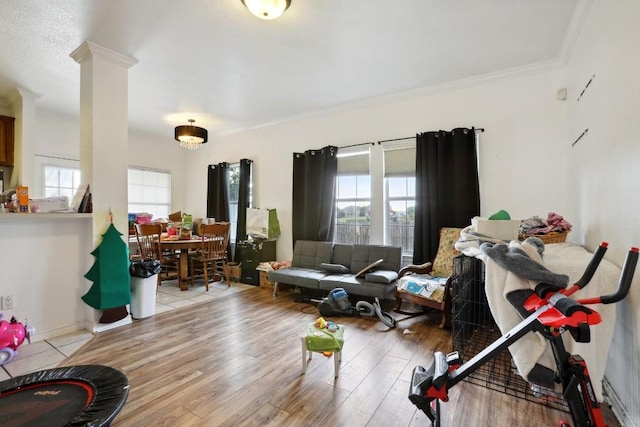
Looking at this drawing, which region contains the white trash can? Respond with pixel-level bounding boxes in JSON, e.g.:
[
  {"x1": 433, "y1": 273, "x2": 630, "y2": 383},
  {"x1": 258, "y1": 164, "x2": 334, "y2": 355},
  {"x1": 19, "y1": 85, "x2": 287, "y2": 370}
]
[{"x1": 130, "y1": 275, "x2": 157, "y2": 319}]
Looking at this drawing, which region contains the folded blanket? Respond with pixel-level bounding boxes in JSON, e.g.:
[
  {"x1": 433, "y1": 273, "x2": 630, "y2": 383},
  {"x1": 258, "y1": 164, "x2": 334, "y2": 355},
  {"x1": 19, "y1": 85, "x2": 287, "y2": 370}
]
[
  {"x1": 454, "y1": 225, "x2": 509, "y2": 258},
  {"x1": 482, "y1": 240, "x2": 563, "y2": 390},
  {"x1": 481, "y1": 239, "x2": 568, "y2": 289},
  {"x1": 481, "y1": 240, "x2": 620, "y2": 400}
]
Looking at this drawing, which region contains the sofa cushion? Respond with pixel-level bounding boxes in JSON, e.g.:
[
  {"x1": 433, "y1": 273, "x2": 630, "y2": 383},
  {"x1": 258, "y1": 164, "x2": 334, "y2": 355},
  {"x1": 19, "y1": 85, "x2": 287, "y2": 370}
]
[
  {"x1": 365, "y1": 270, "x2": 398, "y2": 284},
  {"x1": 331, "y1": 244, "x2": 353, "y2": 269},
  {"x1": 292, "y1": 240, "x2": 333, "y2": 269},
  {"x1": 320, "y1": 262, "x2": 350, "y2": 274},
  {"x1": 267, "y1": 267, "x2": 327, "y2": 289},
  {"x1": 350, "y1": 245, "x2": 402, "y2": 274}
]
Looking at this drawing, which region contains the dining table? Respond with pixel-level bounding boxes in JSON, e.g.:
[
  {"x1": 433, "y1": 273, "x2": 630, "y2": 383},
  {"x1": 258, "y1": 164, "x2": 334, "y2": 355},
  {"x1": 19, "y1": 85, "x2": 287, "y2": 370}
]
[{"x1": 159, "y1": 236, "x2": 206, "y2": 291}]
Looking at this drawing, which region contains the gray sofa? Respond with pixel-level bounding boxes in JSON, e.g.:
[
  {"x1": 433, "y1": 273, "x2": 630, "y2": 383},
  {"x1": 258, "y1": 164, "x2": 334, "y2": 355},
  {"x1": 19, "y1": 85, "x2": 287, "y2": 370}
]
[{"x1": 267, "y1": 240, "x2": 402, "y2": 300}]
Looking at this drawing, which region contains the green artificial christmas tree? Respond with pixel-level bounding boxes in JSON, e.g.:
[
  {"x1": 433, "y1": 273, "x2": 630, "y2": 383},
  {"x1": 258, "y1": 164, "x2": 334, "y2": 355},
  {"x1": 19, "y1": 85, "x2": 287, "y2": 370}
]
[{"x1": 82, "y1": 222, "x2": 131, "y2": 322}]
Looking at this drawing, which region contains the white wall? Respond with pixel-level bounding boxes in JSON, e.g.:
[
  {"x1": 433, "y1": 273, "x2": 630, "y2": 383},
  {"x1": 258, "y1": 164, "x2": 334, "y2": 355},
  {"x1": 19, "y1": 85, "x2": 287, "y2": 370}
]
[
  {"x1": 184, "y1": 68, "x2": 570, "y2": 260},
  {"x1": 33, "y1": 109, "x2": 187, "y2": 212},
  {"x1": 0, "y1": 215, "x2": 93, "y2": 339},
  {"x1": 565, "y1": 1, "x2": 640, "y2": 425}
]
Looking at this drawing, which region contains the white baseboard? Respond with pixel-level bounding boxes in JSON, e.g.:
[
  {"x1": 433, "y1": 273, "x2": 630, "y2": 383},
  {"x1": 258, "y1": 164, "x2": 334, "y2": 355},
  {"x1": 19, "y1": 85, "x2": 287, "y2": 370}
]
[
  {"x1": 89, "y1": 315, "x2": 132, "y2": 333},
  {"x1": 603, "y1": 377, "x2": 638, "y2": 427}
]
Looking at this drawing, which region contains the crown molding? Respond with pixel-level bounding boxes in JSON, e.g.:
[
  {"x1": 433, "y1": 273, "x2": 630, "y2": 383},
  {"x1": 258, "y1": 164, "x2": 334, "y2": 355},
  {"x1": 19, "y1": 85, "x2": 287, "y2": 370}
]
[
  {"x1": 558, "y1": 0, "x2": 594, "y2": 65},
  {"x1": 70, "y1": 41, "x2": 138, "y2": 68},
  {"x1": 218, "y1": 58, "x2": 566, "y2": 138}
]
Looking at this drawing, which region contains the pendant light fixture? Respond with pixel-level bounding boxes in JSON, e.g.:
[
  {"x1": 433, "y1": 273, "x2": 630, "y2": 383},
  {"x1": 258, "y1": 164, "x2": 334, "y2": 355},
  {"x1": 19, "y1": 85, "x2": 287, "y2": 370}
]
[
  {"x1": 174, "y1": 119, "x2": 208, "y2": 150},
  {"x1": 241, "y1": 0, "x2": 291, "y2": 20}
]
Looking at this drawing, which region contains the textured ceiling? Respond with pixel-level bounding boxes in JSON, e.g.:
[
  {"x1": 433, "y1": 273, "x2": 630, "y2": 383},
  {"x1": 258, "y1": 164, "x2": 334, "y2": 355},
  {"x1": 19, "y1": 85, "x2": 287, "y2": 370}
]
[{"x1": 0, "y1": 0, "x2": 582, "y2": 139}]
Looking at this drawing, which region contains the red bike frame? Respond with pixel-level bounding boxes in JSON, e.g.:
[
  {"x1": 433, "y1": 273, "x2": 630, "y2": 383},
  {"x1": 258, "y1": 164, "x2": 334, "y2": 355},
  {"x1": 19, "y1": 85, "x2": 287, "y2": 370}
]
[{"x1": 409, "y1": 242, "x2": 638, "y2": 427}]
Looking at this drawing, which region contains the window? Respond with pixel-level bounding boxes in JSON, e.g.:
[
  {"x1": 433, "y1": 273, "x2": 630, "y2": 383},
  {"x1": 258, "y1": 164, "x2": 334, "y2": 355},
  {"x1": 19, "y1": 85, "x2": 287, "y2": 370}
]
[
  {"x1": 227, "y1": 164, "x2": 240, "y2": 241},
  {"x1": 43, "y1": 165, "x2": 81, "y2": 200},
  {"x1": 335, "y1": 147, "x2": 371, "y2": 244},
  {"x1": 386, "y1": 177, "x2": 415, "y2": 254},
  {"x1": 227, "y1": 162, "x2": 253, "y2": 242},
  {"x1": 383, "y1": 144, "x2": 416, "y2": 255},
  {"x1": 128, "y1": 167, "x2": 171, "y2": 219}
]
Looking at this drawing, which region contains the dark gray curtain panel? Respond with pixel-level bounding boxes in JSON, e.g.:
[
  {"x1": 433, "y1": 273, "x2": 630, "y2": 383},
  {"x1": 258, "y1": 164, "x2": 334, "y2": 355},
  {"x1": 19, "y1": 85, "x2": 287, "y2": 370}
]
[
  {"x1": 413, "y1": 128, "x2": 480, "y2": 264},
  {"x1": 292, "y1": 146, "x2": 338, "y2": 245},
  {"x1": 206, "y1": 162, "x2": 230, "y2": 222}
]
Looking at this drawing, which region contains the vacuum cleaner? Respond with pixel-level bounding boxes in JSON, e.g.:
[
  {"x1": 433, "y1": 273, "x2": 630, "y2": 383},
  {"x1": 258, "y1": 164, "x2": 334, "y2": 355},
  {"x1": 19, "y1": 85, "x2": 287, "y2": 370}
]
[{"x1": 314, "y1": 288, "x2": 396, "y2": 328}]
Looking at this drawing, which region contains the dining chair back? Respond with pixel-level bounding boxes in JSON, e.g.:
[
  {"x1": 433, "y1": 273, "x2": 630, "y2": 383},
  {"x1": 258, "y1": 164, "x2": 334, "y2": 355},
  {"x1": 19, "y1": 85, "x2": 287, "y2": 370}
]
[
  {"x1": 134, "y1": 223, "x2": 179, "y2": 287},
  {"x1": 190, "y1": 222, "x2": 231, "y2": 291}
]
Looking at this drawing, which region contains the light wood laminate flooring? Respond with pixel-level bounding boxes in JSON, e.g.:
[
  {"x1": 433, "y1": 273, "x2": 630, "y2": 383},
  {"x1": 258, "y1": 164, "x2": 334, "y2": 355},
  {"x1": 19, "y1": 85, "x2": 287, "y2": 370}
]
[{"x1": 57, "y1": 285, "x2": 619, "y2": 427}]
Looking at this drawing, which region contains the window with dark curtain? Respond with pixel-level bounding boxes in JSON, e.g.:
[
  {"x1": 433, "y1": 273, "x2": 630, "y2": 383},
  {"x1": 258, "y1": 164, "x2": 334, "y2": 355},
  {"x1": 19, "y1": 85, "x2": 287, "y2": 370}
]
[
  {"x1": 235, "y1": 158, "x2": 253, "y2": 243},
  {"x1": 292, "y1": 146, "x2": 338, "y2": 244},
  {"x1": 206, "y1": 159, "x2": 252, "y2": 246},
  {"x1": 413, "y1": 128, "x2": 480, "y2": 264}
]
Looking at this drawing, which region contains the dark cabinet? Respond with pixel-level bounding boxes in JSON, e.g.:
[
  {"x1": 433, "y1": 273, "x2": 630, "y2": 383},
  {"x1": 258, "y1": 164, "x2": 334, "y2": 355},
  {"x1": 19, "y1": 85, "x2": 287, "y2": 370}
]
[
  {"x1": 0, "y1": 115, "x2": 14, "y2": 166},
  {"x1": 235, "y1": 239, "x2": 277, "y2": 285}
]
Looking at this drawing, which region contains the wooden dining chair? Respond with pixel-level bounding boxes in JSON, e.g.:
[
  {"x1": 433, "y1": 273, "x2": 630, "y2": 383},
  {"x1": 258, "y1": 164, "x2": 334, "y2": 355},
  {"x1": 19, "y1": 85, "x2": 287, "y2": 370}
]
[
  {"x1": 134, "y1": 223, "x2": 179, "y2": 287},
  {"x1": 190, "y1": 222, "x2": 231, "y2": 291}
]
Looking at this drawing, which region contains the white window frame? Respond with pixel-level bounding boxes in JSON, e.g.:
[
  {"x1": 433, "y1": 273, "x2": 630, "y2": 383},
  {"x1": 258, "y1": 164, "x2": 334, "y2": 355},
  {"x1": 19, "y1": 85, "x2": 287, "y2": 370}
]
[
  {"x1": 335, "y1": 146, "x2": 371, "y2": 245},
  {"x1": 385, "y1": 176, "x2": 416, "y2": 256},
  {"x1": 35, "y1": 154, "x2": 81, "y2": 199},
  {"x1": 382, "y1": 141, "x2": 416, "y2": 258},
  {"x1": 128, "y1": 166, "x2": 172, "y2": 219}
]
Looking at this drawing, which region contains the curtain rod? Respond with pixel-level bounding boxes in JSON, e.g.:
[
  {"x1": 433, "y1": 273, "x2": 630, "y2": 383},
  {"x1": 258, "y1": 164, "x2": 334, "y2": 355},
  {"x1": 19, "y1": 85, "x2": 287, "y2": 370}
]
[
  {"x1": 376, "y1": 128, "x2": 485, "y2": 145},
  {"x1": 339, "y1": 128, "x2": 485, "y2": 149},
  {"x1": 337, "y1": 141, "x2": 375, "y2": 150}
]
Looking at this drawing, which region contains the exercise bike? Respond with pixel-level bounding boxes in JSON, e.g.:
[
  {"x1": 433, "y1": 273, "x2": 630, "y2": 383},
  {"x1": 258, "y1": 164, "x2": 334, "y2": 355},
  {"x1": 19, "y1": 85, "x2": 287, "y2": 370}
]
[{"x1": 408, "y1": 242, "x2": 638, "y2": 427}]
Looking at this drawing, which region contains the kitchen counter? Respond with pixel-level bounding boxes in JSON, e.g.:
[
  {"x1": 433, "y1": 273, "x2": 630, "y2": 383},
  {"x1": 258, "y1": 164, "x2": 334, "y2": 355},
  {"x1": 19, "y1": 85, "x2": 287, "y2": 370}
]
[{"x1": 0, "y1": 212, "x2": 92, "y2": 221}]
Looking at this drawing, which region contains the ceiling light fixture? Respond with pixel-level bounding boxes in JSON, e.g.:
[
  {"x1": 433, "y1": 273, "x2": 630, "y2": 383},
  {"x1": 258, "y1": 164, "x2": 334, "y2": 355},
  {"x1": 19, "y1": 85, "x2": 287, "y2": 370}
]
[
  {"x1": 174, "y1": 119, "x2": 208, "y2": 150},
  {"x1": 241, "y1": 0, "x2": 291, "y2": 20}
]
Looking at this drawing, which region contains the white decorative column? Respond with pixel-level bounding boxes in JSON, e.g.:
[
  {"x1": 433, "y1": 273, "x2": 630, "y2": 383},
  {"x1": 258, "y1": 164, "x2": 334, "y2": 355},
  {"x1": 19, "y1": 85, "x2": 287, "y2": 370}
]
[
  {"x1": 70, "y1": 41, "x2": 137, "y2": 242},
  {"x1": 70, "y1": 41, "x2": 138, "y2": 332},
  {"x1": 9, "y1": 88, "x2": 42, "y2": 189}
]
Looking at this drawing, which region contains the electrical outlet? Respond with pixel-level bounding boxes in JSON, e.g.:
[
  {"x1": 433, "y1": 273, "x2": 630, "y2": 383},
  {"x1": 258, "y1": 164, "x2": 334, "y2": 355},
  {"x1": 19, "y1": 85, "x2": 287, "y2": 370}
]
[{"x1": 3, "y1": 295, "x2": 13, "y2": 310}]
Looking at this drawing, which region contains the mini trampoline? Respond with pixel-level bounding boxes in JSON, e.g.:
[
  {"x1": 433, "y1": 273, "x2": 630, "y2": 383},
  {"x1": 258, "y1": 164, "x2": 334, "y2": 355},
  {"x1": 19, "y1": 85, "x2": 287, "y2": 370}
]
[{"x1": 0, "y1": 365, "x2": 129, "y2": 427}]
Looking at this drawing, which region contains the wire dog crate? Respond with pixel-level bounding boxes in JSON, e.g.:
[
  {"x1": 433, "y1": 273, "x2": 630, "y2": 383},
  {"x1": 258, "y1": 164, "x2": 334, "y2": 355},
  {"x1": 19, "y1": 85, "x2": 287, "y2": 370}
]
[{"x1": 450, "y1": 255, "x2": 568, "y2": 412}]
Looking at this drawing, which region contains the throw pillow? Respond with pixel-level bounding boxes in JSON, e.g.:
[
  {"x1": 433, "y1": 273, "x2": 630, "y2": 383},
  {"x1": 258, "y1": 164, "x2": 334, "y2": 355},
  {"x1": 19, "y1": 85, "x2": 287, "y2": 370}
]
[
  {"x1": 364, "y1": 270, "x2": 398, "y2": 284},
  {"x1": 320, "y1": 263, "x2": 350, "y2": 274}
]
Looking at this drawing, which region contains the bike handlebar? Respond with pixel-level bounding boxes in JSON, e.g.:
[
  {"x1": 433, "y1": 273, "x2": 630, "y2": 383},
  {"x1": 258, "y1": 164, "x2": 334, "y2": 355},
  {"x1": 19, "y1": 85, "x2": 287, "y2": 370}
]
[
  {"x1": 599, "y1": 247, "x2": 639, "y2": 304},
  {"x1": 529, "y1": 244, "x2": 639, "y2": 315},
  {"x1": 535, "y1": 245, "x2": 638, "y2": 329},
  {"x1": 575, "y1": 242, "x2": 608, "y2": 289}
]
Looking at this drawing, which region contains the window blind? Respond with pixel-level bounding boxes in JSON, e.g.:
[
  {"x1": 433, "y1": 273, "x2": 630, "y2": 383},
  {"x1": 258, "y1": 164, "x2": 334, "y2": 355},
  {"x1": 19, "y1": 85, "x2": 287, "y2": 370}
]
[
  {"x1": 383, "y1": 143, "x2": 415, "y2": 177},
  {"x1": 337, "y1": 145, "x2": 370, "y2": 175}
]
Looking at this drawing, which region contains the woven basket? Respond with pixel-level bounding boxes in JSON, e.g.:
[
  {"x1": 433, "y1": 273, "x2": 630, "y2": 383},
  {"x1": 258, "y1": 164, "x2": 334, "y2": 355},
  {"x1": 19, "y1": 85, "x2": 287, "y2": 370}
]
[{"x1": 519, "y1": 230, "x2": 569, "y2": 244}]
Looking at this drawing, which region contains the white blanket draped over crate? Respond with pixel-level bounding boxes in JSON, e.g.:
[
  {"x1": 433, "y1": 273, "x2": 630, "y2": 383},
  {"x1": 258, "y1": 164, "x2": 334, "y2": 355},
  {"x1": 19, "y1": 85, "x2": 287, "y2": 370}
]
[{"x1": 456, "y1": 235, "x2": 620, "y2": 401}]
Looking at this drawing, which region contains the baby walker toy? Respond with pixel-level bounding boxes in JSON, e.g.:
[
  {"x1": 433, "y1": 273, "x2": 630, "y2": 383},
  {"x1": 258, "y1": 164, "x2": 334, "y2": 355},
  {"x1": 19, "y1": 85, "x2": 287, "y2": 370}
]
[
  {"x1": 408, "y1": 242, "x2": 638, "y2": 427},
  {"x1": 0, "y1": 314, "x2": 34, "y2": 365}
]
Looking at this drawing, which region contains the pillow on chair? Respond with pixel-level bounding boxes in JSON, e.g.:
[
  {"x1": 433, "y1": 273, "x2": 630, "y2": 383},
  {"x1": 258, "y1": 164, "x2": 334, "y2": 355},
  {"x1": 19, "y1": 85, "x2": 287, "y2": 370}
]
[{"x1": 431, "y1": 228, "x2": 463, "y2": 277}]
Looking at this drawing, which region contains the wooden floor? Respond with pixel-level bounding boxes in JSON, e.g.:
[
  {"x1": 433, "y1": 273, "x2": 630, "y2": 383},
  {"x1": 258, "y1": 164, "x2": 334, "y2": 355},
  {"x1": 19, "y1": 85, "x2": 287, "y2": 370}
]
[{"x1": 62, "y1": 287, "x2": 619, "y2": 427}]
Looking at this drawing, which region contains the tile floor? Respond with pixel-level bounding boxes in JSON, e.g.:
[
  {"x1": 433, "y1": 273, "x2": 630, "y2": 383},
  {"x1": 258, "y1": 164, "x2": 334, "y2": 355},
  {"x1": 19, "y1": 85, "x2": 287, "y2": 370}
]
[{"x1": 0, "y1": 279, "x2": 255, "y2": 382}]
